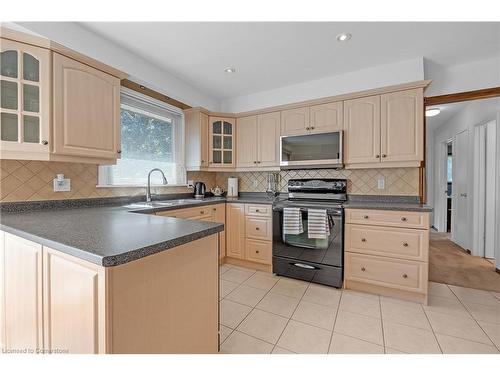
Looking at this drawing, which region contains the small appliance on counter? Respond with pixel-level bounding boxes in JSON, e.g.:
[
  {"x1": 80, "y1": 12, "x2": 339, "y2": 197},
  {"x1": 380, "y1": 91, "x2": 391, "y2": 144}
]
[
  {"x1": 210, "y1": 186, "x2": 226, "y2": 197},
  {"x1": 227, "y1": 177, "x2": 239, "y2": 197},
  {"x1": 193, "y1": 181, "x2": 206, "y2": 199}
]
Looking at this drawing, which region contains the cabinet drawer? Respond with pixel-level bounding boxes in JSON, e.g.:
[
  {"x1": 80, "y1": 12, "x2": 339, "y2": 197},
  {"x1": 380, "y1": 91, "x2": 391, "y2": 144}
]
[
  {"x1": 245, "y1": 204, "x2": 272, "y2": 217},
  {"x1": 245, "y1": 217, "x2": 272, "y2": 241},
  {"x1": 345, "y1": 252, "x2": 427, "y2": 293},
  {"x1": 156, "y1": 206, "x2": 213, "y2": 219},
  {"x1": 345, "y1": 209, "x2": 429, "y2": 229},
  {"x1": 345, "y1": 224, "x2": 428, "y2": 261},
  {"x1": 245, "y1": 239, "x2": 272, "y2": 265}
]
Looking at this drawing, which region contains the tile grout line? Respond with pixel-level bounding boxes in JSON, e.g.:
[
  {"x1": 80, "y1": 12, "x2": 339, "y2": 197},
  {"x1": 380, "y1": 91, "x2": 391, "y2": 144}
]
[
  {"x1": 378, "y1": 296, "x2": 386, "y2": 354},
  {"x1": 447, "y1": 284, "x2": 498, "y2": 349},
  {"x1": 420, "y1": 301, "x2": 444, "y2": 354},
  {"x1": 270, "y1": 280, "x2": 311, "y2": 354},
  {"x1": 326, "y1": 288, "x2": 343, "y2": 354}
]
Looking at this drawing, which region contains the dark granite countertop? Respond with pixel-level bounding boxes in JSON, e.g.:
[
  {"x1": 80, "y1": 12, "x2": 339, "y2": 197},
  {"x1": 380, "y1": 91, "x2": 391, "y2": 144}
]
[{"x1": 343, "y1": 195, "x2": 432, "y2": 212}]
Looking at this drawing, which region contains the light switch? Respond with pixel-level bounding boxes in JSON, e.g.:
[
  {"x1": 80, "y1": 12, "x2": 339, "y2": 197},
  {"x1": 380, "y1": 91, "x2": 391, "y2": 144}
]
[{"x1": 377, "y1": 178, "x2": 385, "y2": 190}]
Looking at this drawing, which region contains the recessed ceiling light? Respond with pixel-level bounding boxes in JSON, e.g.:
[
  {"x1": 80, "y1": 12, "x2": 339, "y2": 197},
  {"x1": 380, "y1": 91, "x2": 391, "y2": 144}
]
[
  {"x1": 224, "y1": 67, "x2": 236, "y2": 74},
  {"x1": 336, "y1": 33, "x2": 352, "y2": 42},
  {"x1": 425, "y1": 108, "x2": 441, "y2": 117}
]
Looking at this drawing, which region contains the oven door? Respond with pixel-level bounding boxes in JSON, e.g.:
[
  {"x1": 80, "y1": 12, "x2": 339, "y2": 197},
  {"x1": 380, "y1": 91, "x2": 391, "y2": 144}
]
[{"x1": 272, "y1": 207, "x2": 343, "y2": 267}]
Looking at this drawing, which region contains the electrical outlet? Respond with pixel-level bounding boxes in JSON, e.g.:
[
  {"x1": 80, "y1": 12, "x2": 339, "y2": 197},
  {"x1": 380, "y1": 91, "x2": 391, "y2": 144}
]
[
  {"x1": 377, "y1": 178, "x2": 385, "y2": 190},
  {"x1": 187, "y1": 180, "x2": 194, "y2": 188},
  {"x1": 53, "y1": 177, "x2": 71, "y2": 192},
  {"x1": 253, "y1": 180, "x2": 258, "y2": 188}
]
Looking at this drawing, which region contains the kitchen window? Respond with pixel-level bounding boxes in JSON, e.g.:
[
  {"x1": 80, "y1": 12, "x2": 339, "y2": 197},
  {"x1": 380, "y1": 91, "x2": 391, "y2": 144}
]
[{"x1": 98, "y1": 88, "x2": 185, "y2": 186}]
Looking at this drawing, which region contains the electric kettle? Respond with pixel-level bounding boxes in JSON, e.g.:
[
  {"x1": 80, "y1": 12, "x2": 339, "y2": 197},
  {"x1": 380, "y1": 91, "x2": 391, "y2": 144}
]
[{"x1": 193, "y1": 182, "x2": 206, "y2": 199}]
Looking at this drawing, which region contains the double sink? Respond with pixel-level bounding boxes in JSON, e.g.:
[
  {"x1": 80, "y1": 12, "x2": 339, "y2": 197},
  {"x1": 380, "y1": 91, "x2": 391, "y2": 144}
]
[{"x1": 123, "y1": 198, "x2": 212, "y2": 210}]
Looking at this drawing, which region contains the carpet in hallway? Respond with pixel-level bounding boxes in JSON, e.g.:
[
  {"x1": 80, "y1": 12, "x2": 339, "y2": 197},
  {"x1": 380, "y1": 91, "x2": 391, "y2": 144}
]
[{"x1": 429, "y1": 231, "x2": 500, "y2": 292}]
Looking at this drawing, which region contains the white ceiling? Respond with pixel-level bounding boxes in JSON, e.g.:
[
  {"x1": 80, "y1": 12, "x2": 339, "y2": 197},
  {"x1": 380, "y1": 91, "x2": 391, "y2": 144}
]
[
  {"x1": 79, "y1": 22, "x2": 500, "y2": 100},
  {"x1": 426, "y1": 102, "x2": 466, "y2": 131}
]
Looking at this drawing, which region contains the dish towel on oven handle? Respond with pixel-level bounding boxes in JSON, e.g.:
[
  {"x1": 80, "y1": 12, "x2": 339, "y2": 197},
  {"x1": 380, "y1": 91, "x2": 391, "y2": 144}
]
[
  {"x1": 283, "y1": 207, "x2": 304, "y2": 235},
  {"x1": 307, "y1": 208, "x2": 330, "y2": 239}
]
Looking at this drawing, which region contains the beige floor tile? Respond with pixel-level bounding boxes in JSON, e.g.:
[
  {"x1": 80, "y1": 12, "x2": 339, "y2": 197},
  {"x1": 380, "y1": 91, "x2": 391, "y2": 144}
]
[
  {"x1": 272, "y1": 346, "x2": 296, "y2": 354},
  {"x1": 384, "y1": 347, "x2": 408, "y2": 354},
  {"x1": 302, "y1": 283, "x2": 342, "y2": 308},
  {"x1": 423, "y1": 295, "x2": 472, "y2": 318},
  {"x1": 463, "y1": 302, "x2": 500, "y2": 324},
  {"x1": 255, "y1": 270, "x2": 280, "y2": 279},
  {"x1": 381, "y1": 299, "x2": 431, "y2": 331},
  {"x1": 292, "y1": 300, "x2": 337, "y2": 330},
  {"x1": 220, "y1": 331, "x2": 274, "y2": 354},
  {"x1": 220, "y1": 299, "x2": 252, "y2": 329},
  {"x1": 220, "y1": 267, "x2": 256, "y2": 284},
  {"x1": 334, "y1": 310, "x2": 383, "y2": 346},
  {"x1": 220, "y1": 279, "x2": 239, "y2": 299},
  {"x1": 237, "y1": 309, "x2": 289, "y2": 344},
  {"x1": 491, "y1": 291, "x2": 500, "y2": 301},
  {"x1": 226, "y1": 285, "x2": 268, "y2": 307},
  {"x1": 220, "y1": 324, "x2": 233, "y2": 344},
  {"x1": 426, "y1": 310, "x2": 493, "y2": 345},
  {"x1": 243, "y1": 273, "x2": 279, "y2": 291},
  {"x1": 428, "y1": 282, "x2": 457, "y2": 299},
  {"x1": 329, "y1": 333, "x2": 384, "y2": 354},
  {"x1": 477, "y1": 321, "x2": 500, "y2": 349},
  {"x1": 436, "y1": 334, "x2": 499, "y2": 354},
  {"x1": 449, "y1": 285, "x2": 500, "y2": 307},
  {"x1": 383, "y1": 321, "x2": 441, "y2": 354},
  {"x1": 219, "y1": 264, "x2": 233, "y2": 275},
  {"x1": 343, "y1": 289, "x2": 380, "y2": 301},
  {"x1": 340, "y1": 291, "x2": 381, "y2": 318},
  {"x1": 256, "y1": 292, "x2": 301, "y2": 318},
  {"x1": 270, "y1": 278, "x2": 309, "y2": 299},
  {"x1": 277, "y1": 320, "x2": 332, "y2": 354}
]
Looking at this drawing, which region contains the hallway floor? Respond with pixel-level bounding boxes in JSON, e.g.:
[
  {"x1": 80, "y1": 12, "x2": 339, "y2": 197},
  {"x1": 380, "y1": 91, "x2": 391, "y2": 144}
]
[
  {"x1": 219, "y1": 264, "x2": 500, "y2": 354},
  {"x1": 429, "y1": 231, "x2": 500, "y2": 292}
]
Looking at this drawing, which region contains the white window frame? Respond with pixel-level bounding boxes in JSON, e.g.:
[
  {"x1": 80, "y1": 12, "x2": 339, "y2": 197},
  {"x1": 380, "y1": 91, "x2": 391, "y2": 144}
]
[{"x1": 98, "y1": 87, "x2": 186, "y2": 187}]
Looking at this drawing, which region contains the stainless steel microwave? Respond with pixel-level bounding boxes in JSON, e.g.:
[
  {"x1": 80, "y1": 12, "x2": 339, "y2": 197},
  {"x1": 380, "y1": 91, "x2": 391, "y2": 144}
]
[{"x1": 280, "y1": 131, "x2": 343, "y2": 169}]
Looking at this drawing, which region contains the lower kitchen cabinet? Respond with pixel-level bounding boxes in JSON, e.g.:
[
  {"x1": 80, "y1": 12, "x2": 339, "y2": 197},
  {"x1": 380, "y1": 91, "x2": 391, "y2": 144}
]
[
  {"x1": 0, "y1": 232, "x2": 43, "y2": 352},
  {"x1": 344, "y1": 209, "x2": 430, "y2": 304},
  {"x1": 225, "y1": 203, "x2": 273, "y2": 268},
  {"x1": 0, "y1": 231, "x2": 219, "y2": 354}
]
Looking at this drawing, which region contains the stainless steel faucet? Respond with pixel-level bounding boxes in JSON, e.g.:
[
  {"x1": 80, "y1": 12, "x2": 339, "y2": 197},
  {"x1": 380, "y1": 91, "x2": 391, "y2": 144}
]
[{"x1": 146, "y1": 168, "x2": 168, "y2": 202}]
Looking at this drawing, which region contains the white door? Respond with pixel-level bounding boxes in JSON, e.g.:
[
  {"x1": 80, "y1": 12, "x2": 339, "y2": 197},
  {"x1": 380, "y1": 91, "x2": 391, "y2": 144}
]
[{"x1": 452, "y1": 130, "x2": 469, "y2": 249}]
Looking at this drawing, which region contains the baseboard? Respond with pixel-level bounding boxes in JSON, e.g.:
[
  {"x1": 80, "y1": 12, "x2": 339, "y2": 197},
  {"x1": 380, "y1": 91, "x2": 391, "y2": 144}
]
[{"x1": 222, "y1": 257, "x2": 272, "y2": 273}]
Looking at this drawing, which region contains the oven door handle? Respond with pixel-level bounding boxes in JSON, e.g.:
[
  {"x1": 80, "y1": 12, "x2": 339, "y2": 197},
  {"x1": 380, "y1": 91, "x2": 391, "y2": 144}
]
[{"x1": 290, "y1": 262, "x2": 320, "y2": 270}]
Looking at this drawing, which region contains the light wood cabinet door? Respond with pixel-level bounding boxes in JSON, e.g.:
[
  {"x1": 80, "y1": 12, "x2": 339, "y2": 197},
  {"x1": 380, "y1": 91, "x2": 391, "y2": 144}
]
[
  {"x1": 0, "y1": 39, "x2": 51, "y2": 157},
  {"x1": 1, "y1": 233, "x2": 43, "y2": 351},
  {"x1": 211, "y1": 204, "x2": 226, "y2": 259},
  {"x1": 381, "y1": 89, "x2": 423, "y2": 163},
  {"x1": 236, "y1": 115, "x2": 258, "y2": 168},
  {"x1": 209, "y1": 116, "x2": 235, "y2": 168},
  {"x1": 281, "y1": 107, "x2": 309, "y2": 136},
  {"x1": 52, "y1": 52, "x2": 120, "y2": 160},
  {"x1": 43, "y1": 247, "x2": 107, "y2": 354},
  {"x1": 226, "y1": 203, "x2": 245, "y2": 259},
  {"x1": 343, "y1": 95, "x2": 381, "y2": 164},
  {"x1": 257, "y1": 111, "x2": 281, "y2": 167},
  {"x1": 200, "y1": 112, "x2": 209, "y2": 167},
  {"x1": 309, "y1": 101, "x2": 343, "y2": 133}
]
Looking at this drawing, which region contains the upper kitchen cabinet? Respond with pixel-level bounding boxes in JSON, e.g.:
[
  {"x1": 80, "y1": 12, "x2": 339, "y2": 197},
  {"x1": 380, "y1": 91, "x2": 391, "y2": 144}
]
[
  {"x1": 343, "y1": 88, "x2": 424, "y2": 169},
  {"x1": 343, "y1": 95, "x2": 381, "y2": 165},
  {"x1": 185, "y1": 109, "x2": 209, "y2": 171},
  {"x1": 0, "y1": 27, "x2": 128, "y2": 163},
  {"x1": 236, "y1": 111, "x2": 280, "y2": 170},
  {"x1": 52, "y1": 53, "x2": 121, "y2": 160},
  {"x1": 209, "y1": 116, "x2": 235, "y2": 168},
  {"x1": 0, "y1": 39, "x2": 51, "y2": 158},
  {"x1": 380, "y1": 88, "x2": 423, "y2": 163},
  {"x1": 281, "y1": 101, "x2": 342, "y2": 136}
]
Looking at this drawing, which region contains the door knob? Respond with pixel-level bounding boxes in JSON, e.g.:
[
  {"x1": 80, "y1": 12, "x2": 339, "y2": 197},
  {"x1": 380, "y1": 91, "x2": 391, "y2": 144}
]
[
  {"x1": 256, "y1": 227, "x2": 260, "y2": 231},
  {"x1": 403, "y1": 242, "x2": 409, "y2": 247},
  {"x1": 382, "y1": 154, "x2": 387, "y2": 158},
  {"x1": 363, "y1": 215, "x2": 369, "y2": 219},
  {"x1": 401, "y1": 217, "x2": 407, "y2": 222},
  {"x1": 361, "y1": 267, "x2": 366, "y2": 272},
  {"x1": 361, "y1": 238, "x2": 366, "y2": 242},
  {"x1": 375, "y1": 155, "x2": 380, "y2": 158},
  {"x1": 402, "y1": 274, "x2": 408, "y2": 279}
]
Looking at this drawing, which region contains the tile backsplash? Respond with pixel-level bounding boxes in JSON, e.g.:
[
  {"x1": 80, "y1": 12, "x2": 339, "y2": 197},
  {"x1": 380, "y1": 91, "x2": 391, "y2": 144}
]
[{"x1": 0, "y1": 159, "x2": 419, "y2": 203}]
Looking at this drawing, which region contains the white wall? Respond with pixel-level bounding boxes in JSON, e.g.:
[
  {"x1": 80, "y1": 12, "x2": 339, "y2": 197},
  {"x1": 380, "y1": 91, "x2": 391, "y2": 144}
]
[
  {"x1": 220, "y1": 58, "x2": 425, "y2": 113},
  {"x1": 429, "y1": 98, "x2": 500, "y2": 255},
  {"x1": 425, "y1": 57, "x2": 500, "y2": 97},
  {"x1": 9, "y1": 22, "x2": 220, "y2": 111}
]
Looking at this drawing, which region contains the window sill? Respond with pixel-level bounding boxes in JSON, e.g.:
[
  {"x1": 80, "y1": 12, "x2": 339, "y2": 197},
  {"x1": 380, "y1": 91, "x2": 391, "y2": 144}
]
[{"x1": 96, "y1": 184, "x2": 189, "y2": 188}]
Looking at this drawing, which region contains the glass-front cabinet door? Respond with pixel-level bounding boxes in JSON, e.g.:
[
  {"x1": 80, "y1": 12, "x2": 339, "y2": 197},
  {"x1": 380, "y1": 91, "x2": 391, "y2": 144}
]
[
  {"x1": 0, "y1": 39, "x2": 51, "y2": 156},
  {"x1": 209, "y1": 116, "x2": 235, "y2": 167}
]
